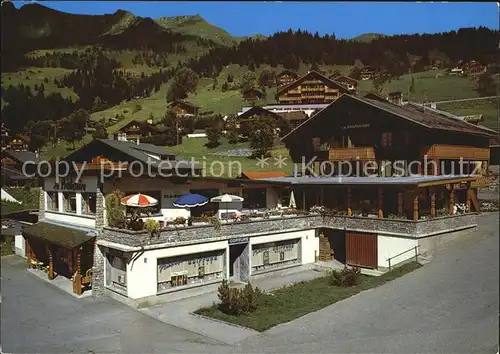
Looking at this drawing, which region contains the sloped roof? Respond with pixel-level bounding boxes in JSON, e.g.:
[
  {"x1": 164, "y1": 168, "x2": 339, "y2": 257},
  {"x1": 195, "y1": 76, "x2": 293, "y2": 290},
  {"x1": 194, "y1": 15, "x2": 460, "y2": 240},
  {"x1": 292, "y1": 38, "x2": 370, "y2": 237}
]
[
  {"x1": 330, "y1": 74, "x2": 358, "y2": 84},
  {"x1": 22, "y1": 221, "x2": 96, "y2": 249},
  {"x1": 276, "y1": 70, "x2": 350, "y2": 96},
  {"x1": 278, "y1": 111, "x2": 309, "y2": 121},
  {"x1": 238, "y1": 171, "x2": 288, "y2": 179},
  {"x1": 167, "y1": 100, "x2": 199, "y2": 109},
  {"x1": 277, "y1": 69, "x2": 299, "y2": 78},
  {"x1": 282, "y1": 94, "x2": 498, "y2": 141},
  {"x1": 117, "y1": 120, "x2": 160, "y2": 132},
  {"x1": 1, "y1": 150, "x2": 39, "y2": 164},
  {"x1": 237, "y1": 106, "x2": 282, "y2": 120}
]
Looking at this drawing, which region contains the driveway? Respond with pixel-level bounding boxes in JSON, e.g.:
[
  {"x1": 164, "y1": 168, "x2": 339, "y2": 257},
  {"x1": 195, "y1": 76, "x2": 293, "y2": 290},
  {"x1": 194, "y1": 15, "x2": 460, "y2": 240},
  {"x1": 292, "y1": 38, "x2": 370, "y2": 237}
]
[{"x1": 2, "y1": 212, "x2": 498, "y2": 353}]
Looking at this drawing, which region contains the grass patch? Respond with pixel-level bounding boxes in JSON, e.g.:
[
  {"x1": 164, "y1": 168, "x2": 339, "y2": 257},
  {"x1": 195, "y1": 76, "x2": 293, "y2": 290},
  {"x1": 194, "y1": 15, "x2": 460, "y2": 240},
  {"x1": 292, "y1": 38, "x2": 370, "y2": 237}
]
[
  {"x1": 438, "y1": 99, "x2": 498, "y2": 131},
  {"x1": 195, "y1": 262, "x2": 422, "y2": 332}
]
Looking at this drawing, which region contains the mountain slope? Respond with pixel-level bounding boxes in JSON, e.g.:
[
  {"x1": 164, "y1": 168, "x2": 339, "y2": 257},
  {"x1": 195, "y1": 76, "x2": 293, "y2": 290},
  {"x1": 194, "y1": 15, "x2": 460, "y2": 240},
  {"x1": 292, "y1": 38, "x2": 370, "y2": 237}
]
[
  {"x1": 155, "y1": 15, "x2": 235, "y2": 46},
  {"x1": 352, "y1": 33, "x2": 385, "y2": 42}
]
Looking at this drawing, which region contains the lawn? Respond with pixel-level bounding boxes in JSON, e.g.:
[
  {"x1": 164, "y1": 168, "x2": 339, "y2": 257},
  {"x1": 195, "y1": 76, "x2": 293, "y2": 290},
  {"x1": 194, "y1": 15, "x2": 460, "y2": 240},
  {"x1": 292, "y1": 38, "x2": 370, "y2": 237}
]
[
  {"x1": 196, "y1": 262, "x2": 422, "y2": 332},
  {"x1": 1, "y1": 67, "x2": 78, "y2": 101},
  {"x1": 358, "y1": 70, "x2": 479, "y2": 102},
  {"x1": 438, "y1": 98, "x2": 499, "y2": 131}
]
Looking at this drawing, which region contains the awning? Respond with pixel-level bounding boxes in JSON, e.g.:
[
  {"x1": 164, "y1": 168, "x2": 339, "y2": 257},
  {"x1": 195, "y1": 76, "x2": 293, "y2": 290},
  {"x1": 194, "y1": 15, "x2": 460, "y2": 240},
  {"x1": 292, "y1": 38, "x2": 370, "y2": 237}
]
[{"x1": 22, "y1": 222, "x2": 96, "y2": 249}]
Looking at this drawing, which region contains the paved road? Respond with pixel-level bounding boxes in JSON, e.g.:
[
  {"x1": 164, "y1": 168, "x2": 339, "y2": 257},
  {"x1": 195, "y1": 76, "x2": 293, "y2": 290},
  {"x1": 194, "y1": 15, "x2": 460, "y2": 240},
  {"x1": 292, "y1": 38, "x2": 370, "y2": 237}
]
[
  {"x1": 2, "y1": 213, "x2": 498, "y2": 353},
  {"x1": 423, "y1": 96, "x2": 497, "y2": 105}
]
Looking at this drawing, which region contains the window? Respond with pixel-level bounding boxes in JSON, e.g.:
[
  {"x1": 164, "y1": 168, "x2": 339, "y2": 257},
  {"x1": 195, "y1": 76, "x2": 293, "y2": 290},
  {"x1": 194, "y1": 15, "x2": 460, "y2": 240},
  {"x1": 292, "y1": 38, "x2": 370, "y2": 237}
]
[
  {"x1": 48, "y1": 192, "x2": 59, "y2": 211},
  {"x1": 63, "y1": 192, "x2": 77, "y2": 213},
  {"x1": 106, "y1": 253, "x2": 127, "y2": 290},
  {"x1": 381, "y1": 132, "x2": 392, "y2": 148},
  {"x1": 243, "y1": 188, "x2": 267, "y2": 209},
  {"x1": 82, "y1": 193, "x2": 96, "y2": 215}
]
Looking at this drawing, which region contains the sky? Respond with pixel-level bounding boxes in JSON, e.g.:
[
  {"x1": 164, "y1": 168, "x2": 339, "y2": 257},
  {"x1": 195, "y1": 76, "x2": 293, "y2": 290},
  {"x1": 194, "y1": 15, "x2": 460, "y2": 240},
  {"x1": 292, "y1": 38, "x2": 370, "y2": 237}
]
[{"x1": 12, "y1": 1, "x2": 499, "y2": 39}]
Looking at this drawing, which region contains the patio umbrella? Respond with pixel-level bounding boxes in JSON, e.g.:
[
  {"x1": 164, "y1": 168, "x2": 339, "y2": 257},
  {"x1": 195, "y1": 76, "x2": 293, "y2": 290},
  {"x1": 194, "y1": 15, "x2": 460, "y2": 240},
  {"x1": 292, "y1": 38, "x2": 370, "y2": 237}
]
[
  {"x1": 289, "y1": 190, "x2": 296, "y2": 208},
  {"x1": 120, "y1": 193, "x2": 158, "y2": 208},
  {"x1": 173, "y1": 194, "x2": 209, "y2": 208},
  {"x1": 211, "y1": 194, "x2": 244, "y2": 216}
]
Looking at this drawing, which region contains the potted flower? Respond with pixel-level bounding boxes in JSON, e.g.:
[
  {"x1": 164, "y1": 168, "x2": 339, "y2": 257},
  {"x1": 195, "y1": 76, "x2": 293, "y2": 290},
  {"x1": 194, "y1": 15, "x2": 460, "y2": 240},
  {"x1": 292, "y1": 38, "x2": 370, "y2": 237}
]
[{"x1": 144, "y1": 219, "x2": 161, "y2": 237}]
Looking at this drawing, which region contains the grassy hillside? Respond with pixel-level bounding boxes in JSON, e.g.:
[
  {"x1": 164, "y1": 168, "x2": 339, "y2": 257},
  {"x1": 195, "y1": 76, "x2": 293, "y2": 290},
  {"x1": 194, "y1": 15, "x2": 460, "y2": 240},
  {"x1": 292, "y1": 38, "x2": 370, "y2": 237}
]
[
  {"x1": 358, "y1": 70, "x2": 479, "y2": 102},
  {"x1": 438, "y1": 99, "x2": 499, "y2": 131}
]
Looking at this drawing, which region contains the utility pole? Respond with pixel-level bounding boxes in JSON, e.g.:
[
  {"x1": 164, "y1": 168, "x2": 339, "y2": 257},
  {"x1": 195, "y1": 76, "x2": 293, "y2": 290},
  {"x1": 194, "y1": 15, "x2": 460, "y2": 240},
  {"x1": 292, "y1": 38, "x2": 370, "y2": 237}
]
[{"x1": 176, "y1": 115, "x2": 179, "y2": 146}]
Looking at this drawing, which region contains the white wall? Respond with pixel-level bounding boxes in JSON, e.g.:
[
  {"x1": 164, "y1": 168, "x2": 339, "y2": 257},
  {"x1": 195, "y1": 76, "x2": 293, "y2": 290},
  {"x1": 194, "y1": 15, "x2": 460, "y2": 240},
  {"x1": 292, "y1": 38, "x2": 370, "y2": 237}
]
[
  {"x1": 45, "y1": 211, "x2": 96, "y2": 228},
  {"x1": 125, "y1": 240, "x2": 228, "y2": 299},
  {"x1": 250, "y1": 229, "x2": 318, "y2": 267},
  {"x1": 377, "y1": 235, "x2": 418, "y2": 268}
]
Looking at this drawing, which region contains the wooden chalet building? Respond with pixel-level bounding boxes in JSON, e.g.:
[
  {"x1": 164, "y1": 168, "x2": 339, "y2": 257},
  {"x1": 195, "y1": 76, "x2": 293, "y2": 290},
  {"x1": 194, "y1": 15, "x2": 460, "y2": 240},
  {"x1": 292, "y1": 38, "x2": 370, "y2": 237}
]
[
  {"x1": 5, "y1": 134, "x2": 30, "y2": 151},
  {"x1": 463, "y1": 60, "x2": 486, "y2": 76},
  {"x1": 1, "y1": 123, "x2": 11, "y2": 150},
  {"x1": 167, "y1": 100, "x2": 199, "y2": 117},
  {"x1": 387, "y1": 91, "x2": 403, "y2": 106},
  {"x1": 1, "y1": 150, "x2": 40, "y2": 186},
  {"x1": 114, "y1": 120, "x2": 161, "y2": 142},
  {"x1": 275, "y1": 71, "x2": 349, "y2": 105},
  {"x1": 242, "y1": 88, "x2": 263, "y2": 101},
  {"x1": 329, "y1": 74, "x2": 358, "y2": 93},
  {"x1": 282, "y1": 93, "x2": 497, "y2": 185},
  {"x1": 360, "y1": 66, "x2": 376, "y2": 80},
  {"x1": 276, "y1": 69, "x2": 299, "y2": 87}
]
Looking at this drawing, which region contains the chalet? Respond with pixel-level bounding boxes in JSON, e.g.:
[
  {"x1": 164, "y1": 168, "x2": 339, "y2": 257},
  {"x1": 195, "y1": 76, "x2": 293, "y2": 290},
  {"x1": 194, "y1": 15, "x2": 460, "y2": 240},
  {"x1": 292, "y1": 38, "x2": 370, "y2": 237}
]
[
  {"x1": 387, "y1": 91, "x2": 403, "y2": 106},
  {"x1": 463, "y1": 60, "x2": 486, "y2": 76},
  {"x1": 1, "y1": 150, "x2": 39, "y2": 186},
  {"x1": 7, "y1": 135, "x2": 30, "y2": 152},
  {"x1": 277, "y1": 111, "x2": 309, "y2": 129},
  {"x1": 360, "y1": 66, "x2": 376, "y2": 80},
  {"x1": 1, "y1": 123, "x2": 11, "y2": 150},
  {"x1": 282, "y1": 93, "x2": 496, "y2": 183},
  {"x1": 329, "y1": 74, "x2": 358, "y2": 93},
  {"x1": 242, "y1": 88, "x2": 263, "y2": 101},
  {"x1": 276, "y1": 70, "x2": 299, "y2": 87},
  {"x1": 114, "y1": 120, "x2": 161, "y2": 142},
  {"x1": 167, "y1": 100, "x2": 199, "y2": 117},
  {"x1": 275, "y1": 71, "x2": 349, "y2": 105}
]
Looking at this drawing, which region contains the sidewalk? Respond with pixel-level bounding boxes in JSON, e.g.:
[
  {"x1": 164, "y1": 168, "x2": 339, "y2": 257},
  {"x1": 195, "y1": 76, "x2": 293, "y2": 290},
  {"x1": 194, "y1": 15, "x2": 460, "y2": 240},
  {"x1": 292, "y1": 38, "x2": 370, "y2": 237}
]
[{"x1": 140, "y1": 267, "x2": 327, "y2": 344}]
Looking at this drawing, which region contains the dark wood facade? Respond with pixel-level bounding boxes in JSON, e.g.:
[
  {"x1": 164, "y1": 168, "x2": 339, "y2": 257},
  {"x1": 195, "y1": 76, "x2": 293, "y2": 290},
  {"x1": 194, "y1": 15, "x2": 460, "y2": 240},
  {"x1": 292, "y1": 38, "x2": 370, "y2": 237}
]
[
  {"x1": 169, "y1": 100, "x2": 199, "y2": 117},
  {"x1": 276, "y1": 71, "x2": 349, "y2": 105},
  {"x1": 242, "y1": 88, "x2": 263, "y2": 101},
  {"x1": 282, "y1": 94, "x2": 497, "y2": 179},
  {"x1": 329, "y1": 74, "x2": 358, "y2": 93},
  {"x1": 114, "y1": 120, "x2": 160, "y2": 141},
  {"x1": 276, "y1": 70, "x2": 299, "y2": 87}
]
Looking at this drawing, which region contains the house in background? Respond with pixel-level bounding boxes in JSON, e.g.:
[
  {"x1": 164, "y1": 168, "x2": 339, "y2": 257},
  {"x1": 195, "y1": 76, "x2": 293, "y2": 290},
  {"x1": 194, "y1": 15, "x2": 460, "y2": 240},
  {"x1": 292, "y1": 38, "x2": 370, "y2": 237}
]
[
  {"x1": 114, "y1": 120, "x2": 161, "y2": 142},
  {"x1": 276, "y1": 69, "x2": 299, "y2": 87},
  {"x1": 167, "y1": 100, "x2": 199, "y2": 117},
  {"x1": 1, "y1": 123, "x2": 11, "y2": 150},
  {"x1": 6, "y1": 134, "x2": 30, "y2": 151},
  {"x1": 242, "y1": 88, "x2": 263, "y2": 101},
  {"x1": 360, "y1": 66, "x2": 376, "y2": 80},
  {"x1": 329, "y1": 74, "x2": 358, "y2": 93},
  {"x1": 275, "y1": 71, "x2": 349, "y2": 105},
  {"x1": 463, "y1": 60, "x2": 486, "y2": 76},
  {"x1": 1, "y1": 150, "x2": 40, "y2": 186},
  {"x1": 387, "y1": 91, "x2": 404, "y2": 106}
]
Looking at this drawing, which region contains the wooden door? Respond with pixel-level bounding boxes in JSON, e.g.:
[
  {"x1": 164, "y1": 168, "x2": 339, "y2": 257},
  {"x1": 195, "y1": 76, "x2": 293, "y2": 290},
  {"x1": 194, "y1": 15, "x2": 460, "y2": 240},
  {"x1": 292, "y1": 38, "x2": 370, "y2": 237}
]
[{"x1": 346, "y1": 232, "x2": 377, "y2": 269}]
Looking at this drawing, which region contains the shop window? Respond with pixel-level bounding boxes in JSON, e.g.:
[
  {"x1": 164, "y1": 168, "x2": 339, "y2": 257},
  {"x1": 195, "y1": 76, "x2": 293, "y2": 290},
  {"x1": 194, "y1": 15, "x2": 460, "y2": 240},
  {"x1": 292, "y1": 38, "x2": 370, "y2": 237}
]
[
  {"x1": 106, "y1": 253, "x2": 127, "y2": 290},
  {"x1": 82, "y1": 192, "x2": 96, "y2": 215},
  {"x1": 251, "y1": 239, "x2": 300, "y2": 272},
  {"x1": 157, "y1": 250, "x2": 224, "y2": 292},
  {"x1": 47, "y1": 192, "x2": 59, "y2": 211},
  {"x1": 63, "y1": 192, "x2": 76, "y2": 213}
]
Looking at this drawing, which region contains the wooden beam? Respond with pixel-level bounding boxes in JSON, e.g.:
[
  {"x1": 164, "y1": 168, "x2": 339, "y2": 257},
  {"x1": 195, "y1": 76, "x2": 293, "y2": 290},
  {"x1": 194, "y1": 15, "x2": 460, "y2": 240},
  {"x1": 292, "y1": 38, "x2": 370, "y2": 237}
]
[
  {"x1": 347, "y1": 186, "x2": 352, "y2": 216},
  {"x1": 413, "y1": 192, "x2": 419, "y2": 221},
  {"x1": 435, "y1": 159, "x2": 440, "y2": 176},
  {"x1": 73, "y1": 247, "x2": 83, "y2": 296},
  {"x1": 430, "y1": 187, "x2": 436, "y2": 218},
  {"x1": 397, "y1": 192, "x2": 403, "y2": 215},
  {"x1": 449, "y1": 189, "x2": 455, "y2": 215},
  {"x1": 466, "y1": 186, "x2": 472, "y2": 212},
  {"x1": 417, "y1": 176, "x2": 477, "y2": 188},
  {"x1": 377, "y1": 186, "x2": 383, "y2": 218}
]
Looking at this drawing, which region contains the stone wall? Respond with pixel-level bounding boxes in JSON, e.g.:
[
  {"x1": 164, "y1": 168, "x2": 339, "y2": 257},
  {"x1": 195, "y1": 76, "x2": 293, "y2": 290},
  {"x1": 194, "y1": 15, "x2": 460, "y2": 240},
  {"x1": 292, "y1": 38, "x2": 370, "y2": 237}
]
[
  {"x1": 100, "y1": 213, "x2": 478, "y2": 249},
  {"x1": 38, "y1": 187, "x2": 45, "y2": 220},
  {"x1": 91, "y1": 244, "x2": 106, "y2": 298},
  {"x1": 95, "y1": 188, "x2": 105, "y2": 231}
]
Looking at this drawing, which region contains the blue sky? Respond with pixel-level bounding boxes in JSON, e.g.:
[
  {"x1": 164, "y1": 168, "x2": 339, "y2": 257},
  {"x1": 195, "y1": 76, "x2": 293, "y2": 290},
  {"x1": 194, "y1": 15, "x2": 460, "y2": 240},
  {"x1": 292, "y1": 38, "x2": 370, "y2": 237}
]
[{"x1": 14, "y1": 1, "x2": 499, "y2": 39}]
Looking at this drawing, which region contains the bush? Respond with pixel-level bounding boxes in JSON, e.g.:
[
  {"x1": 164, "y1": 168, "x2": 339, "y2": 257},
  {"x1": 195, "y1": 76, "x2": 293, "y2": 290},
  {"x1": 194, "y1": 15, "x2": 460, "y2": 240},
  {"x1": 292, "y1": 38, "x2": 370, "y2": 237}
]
[
  {"x1": 217, "y1": 279, "x2": 263, "y2": 316},
  {"x1": 144, "y1": 219, "x2": 161, "y2": 236},
  {"x1": 105, "y1": 190, "x2": 126, "y2": 228},
  {"x1": 132, "y1": 104, "x2": 142, "y2": 113},
  {"x1": 330, "y1": 266, "x2": 361, "y2": 287}
]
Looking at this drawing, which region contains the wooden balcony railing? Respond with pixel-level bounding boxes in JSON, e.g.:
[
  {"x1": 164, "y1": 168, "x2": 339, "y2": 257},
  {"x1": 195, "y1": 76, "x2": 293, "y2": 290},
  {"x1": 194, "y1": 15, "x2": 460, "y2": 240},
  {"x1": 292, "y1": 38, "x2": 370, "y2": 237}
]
[
  {"x1": 329, "y1": 147, "x2": 376, "y2": 161},
  {"x1": 421, "y1": 144, "x2": 490, "y2": 160},
  {"x1": 471, "y1": 176, "x2": 490, "y2": 188}
]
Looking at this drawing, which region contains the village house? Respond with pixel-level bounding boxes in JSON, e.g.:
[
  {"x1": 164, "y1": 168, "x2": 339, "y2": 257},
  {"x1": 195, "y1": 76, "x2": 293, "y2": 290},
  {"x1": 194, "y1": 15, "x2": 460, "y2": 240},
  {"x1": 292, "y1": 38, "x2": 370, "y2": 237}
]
[
  {"x1": 387, "y1": 91, "x2": 403, "y2": 106},
  {"x1": 167, "y1": 100, "x2": 199, "y2": 117},
  {"x1": 242, "y1": 88, "x2": 263, "y2": 101},
  {"x1": 275, "y1": 71, "x2": 349, "y2": 105},
  {"x1": 276, "y1": 69, "x2": 299, "y2": 87},
  {"x1": 360, "y1": 66, "x2": 376, "y2": 80},
  {"x1": 1, "y1": 150, "x2": 40, "y2": 186},
  {"x1": 4, "y1": 134, "x2": 31, "y2": 152},
  {"x1": 463, "y1": 60, "x2": 487, "y2": 76},
  {"x1": 329, "y1": 74, "x2": 358, "y2": 93},
  {"x1": 114, "y1": 119, "x2": 162, "y2": 142},
  {"x1": 21, "y1": 88, "x2": 493, "y2": 306}
]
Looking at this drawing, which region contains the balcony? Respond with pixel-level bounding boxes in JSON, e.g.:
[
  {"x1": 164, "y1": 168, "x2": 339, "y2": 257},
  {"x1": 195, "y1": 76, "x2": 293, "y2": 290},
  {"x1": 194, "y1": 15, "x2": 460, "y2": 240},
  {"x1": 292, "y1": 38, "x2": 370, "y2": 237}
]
[
  {"x1": 421, "y1": 144, "x2": 490, "y2": 160},
  {"x1": 100, "y1": 213, "x2": 477, "y2": 248},
  {"x1": 329, "y1": 147, "x2": 376, "y2": 161}
]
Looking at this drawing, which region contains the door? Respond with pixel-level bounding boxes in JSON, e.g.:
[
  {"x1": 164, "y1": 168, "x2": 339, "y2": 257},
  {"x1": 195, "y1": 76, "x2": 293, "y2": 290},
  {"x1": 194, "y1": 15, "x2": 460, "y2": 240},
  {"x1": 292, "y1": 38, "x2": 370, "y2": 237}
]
[{"x1": 346, "y1": 232, "x2": 377, "y2": 269}]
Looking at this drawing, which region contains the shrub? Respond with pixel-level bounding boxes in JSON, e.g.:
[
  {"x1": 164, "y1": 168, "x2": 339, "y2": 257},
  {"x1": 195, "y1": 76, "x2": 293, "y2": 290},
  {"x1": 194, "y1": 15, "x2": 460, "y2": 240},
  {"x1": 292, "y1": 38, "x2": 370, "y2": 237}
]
[
  {"x1": 173, "y1": 216, "x2": 186, "y2": 225},
  {"x1": 144, "y1": 219, "x2": 161, "y2": 236},
  {"x1": 217, "y1": 279, "x2": 263, "y2": 316},
  {"x1": 330, "y1": 266, "x2": 361, "y2": 287},
  {"x1": 105, "y1": 190, "x2": 126, "y2": 228}
]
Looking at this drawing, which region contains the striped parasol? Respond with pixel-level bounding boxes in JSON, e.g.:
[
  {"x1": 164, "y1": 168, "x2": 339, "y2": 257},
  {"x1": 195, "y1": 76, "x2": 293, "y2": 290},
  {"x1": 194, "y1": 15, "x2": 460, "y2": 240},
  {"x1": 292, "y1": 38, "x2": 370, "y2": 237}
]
[{"x1": 120, "y1": 193, "x2": 159, "y2": 208}]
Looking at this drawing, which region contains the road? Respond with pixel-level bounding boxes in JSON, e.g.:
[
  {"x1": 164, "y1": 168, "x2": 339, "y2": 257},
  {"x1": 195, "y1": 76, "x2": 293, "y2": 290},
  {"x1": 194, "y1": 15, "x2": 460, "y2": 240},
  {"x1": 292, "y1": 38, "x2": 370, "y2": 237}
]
[
  {"x1": 420, "y1": 95, "x2": 497, "y2": 105},
  {"x1": 1, "y1": 212, "x2": 498, "y2": 353}
]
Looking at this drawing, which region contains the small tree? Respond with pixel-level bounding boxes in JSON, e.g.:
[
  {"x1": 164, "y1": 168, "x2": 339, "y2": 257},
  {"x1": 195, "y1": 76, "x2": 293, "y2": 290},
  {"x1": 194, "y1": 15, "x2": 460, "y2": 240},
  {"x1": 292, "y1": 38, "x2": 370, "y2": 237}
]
[
  {"x1": 28, "y1": 134, "x2": 46, "y2": 152},
  {"x1": 225, "y1": 116, "x2": 239, "y2": 144},
  {"x1": 249, "y1": 120, "x2": 275, "y2": 157},
  {"x1": 92, "y1": 118, "x2": 108, "y2": 139},
  {"x1": 476, "y1": 72, "x2": 496, "y2": 97},
  {"x1": 240, "y1": 71, "x2": 256, "y2": 92},
  {"x1": 105, "y1": 190, "x2": 126, "y2": 228},
  {"x1": 166, "y1": 67, "x2": 200, "y2": 102},
  {"x1": 205, "y1": 116, "x2": 222, "y2": 148}
]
